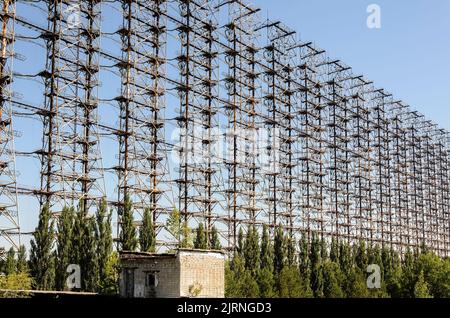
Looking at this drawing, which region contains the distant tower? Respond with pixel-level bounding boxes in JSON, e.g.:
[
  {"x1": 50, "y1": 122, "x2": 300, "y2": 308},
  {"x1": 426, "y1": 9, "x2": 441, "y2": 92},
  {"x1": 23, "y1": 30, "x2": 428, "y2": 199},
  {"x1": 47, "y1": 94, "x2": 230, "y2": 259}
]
[
  {"x1": 0, "y1": 0, "x2": 20, "y2": 258},
  {"x1": 38, "y1": 0, "x2": 105, "y2": 215}
]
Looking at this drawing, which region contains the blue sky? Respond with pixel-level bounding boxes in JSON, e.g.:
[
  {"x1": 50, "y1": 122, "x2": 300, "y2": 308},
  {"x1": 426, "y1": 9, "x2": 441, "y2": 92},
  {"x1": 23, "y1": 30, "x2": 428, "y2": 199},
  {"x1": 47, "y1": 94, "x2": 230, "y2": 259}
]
[{"x1": 255, "y1": 0, "x2": 450, "y2": 130}]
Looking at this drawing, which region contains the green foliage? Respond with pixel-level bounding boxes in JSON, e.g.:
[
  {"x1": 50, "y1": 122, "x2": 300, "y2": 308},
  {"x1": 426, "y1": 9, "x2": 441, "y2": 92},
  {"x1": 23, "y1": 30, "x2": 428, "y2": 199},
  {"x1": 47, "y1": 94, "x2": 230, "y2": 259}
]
[
  {"x1": 5, "y1": 247, "x2": 16, "y2": 275},
  {"x1": 225, "y1": 260, "x2": 237, "y2": 297},
  {"x1": 225, "y1": 253, "x2": 245, "y2": 297},
  {"x1": 96, "y1": 199, "x2": 114, "y2": 293},
  {"x1": 226, "y1": 251, "x2": 260, "y2": 297},
  {"x1": 180, "y1": 221, "x2": 193, "y2": 248},
  {"x1": 257, "y1": 267, "x2": 275, "y2": 298},
  {"x1": 310, "y1": 233, "x2": 323, "y2": 297},
  {"x1": 30, "y1": 204, "x2": 55, "y2": 290},
  {"x1": 298, "y1": 234, "x2": 310, "y2": 279},
  {"x1": 83, "y1": 217, "x2": 99, "y2": 292},
  {"x1": 226, "y1": 228, "x2": 449, "y2": 299},
  {"x1": 260, "y1": 224, "x2": 273, "y2": 271},
  {"x1": 140, "y1": 208, "x2": 156, "y2": 252},
  {"x1": 278, "y1": 266, "x2": 312, "y2": 298},
  {"x1": 209, "y1": 226, "x2": 221, "y2": 250},
  {"x1": 194, "y1": 223, "x2": 207, "y2": 250},
  {"x1": 0, "y1": 272, "x2": 33, "y2": 297},
  {"x1": 286, "y1": 235, "x2": 297, "y2": 267},
  {"x1": 101, "y1": 252, "x2": 119, "y2": 295},
  {"x1": 119, "y1": 195, "x2": 138, "y2": 251},
  {"x1": 355, "y1": 240, "x2": 368, "y2": 270},
  {"x1": 414, "y1": 270, "x2": 432, "y2": 298},
  {"x1": 240, "y1": 270, "x2": 260, "y2": 298},
  {"x1": 244, "y1": 225, "x2": 260, "y2": 275},
  {"x1": 321, "y1": 260, "x2": 345, "y2": 298},
  {"x1": 415, "y1": 251, "x2": 449, "y2": 297},
  {"x1": 166, "y1": 208, "x2": 192, "y2": 248},
  {"x1": 46, "y1": 200, "x2": 116, "y2": 294},
  {"x1": 383, "y1": 248, "x2": 402, "y2": 298},
  {"x1": 56, "y1": 206, "x2": 74, "y2": 290},
  {"x1": 273, "y1": 226, "x2": 285, "y2": 276},
  {"x1": 71, "y1": 203, "x2": 98, "y2": 292},
  {"x1": 237, "y1": 227, "x2": 244, "y2": 256},
  {"x1": 344, "y1": 267, "x2": 369, "y2": 298},
  {"x1": 166, "y1": 207, "x2": 181, "y2": 242},
  {"x1": 329, "y1": 237, "x2": 339, "y2": 263},
  {"x1": 400, "y1": 249, "x2": 416, "y2": 297},
  {"x1": 16, "y1": 245, "x2": 28, "y2": 274}
]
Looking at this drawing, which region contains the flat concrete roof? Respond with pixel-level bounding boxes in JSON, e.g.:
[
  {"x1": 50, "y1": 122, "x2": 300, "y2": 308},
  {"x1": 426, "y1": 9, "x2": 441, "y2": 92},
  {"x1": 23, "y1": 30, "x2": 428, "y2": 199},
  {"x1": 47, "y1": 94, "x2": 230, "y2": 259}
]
[{"x1": 120, "y1": 248, "x2": 225, "y2": 260}]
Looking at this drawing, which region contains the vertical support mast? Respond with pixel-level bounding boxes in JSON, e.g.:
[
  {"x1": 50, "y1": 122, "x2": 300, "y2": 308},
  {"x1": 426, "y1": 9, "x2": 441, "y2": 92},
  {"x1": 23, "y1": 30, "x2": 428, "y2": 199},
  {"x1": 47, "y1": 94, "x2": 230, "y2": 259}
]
[
  {"x1": 222, "y1": 0, "x2": 261, "y2": 248},
  {"x1": 39, "y1": 0, "x2": 105, "y2": 214},
  {"x1": 0, "y1": 0, "x2": 20, "y2": 256},
  {"x1": 116, "y1": 0, "x2": 168, "y2": 248}
]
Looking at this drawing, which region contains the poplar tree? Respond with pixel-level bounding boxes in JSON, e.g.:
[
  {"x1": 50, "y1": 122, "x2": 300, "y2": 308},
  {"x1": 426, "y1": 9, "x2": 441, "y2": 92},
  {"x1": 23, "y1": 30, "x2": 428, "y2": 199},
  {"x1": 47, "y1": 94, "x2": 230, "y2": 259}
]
[
  {"x1": 56, "y1": 206, "x2": 74, "y2": 290},
  {"x1": 382, "y1": 246, "x2": 401, "y2": 298},
  {"x1": 414, "y1": 271, "x2": 432, "y2": 298},
  {"x1": 5, "y1": 247, "x2": 16, "y2": 275},
  {"x1": 260, "y1": 224, "x2": 273, "y2": 271},
  {"x1": 194, "y1": 223, "x2": 207, "y2": 249},
  {"x1": 279, "y1": 266, "x2": 312, "y2": 298},
  {"x1": 259, "y1": 224, "x2": 275, "y2": 298},
  {"x1": 321, "y1": 237, "x2": 328, "y2": 259},
  {"x1": 140, "y1": 207, "x2": 156, "y2": 252},
  {"x1": 180, "y1": 222, "x2": 193, "y2": 248},
  {"x1": 96, "y1": 198, "x2": 113, "y2": 292},
  {"x1": 209, "y1": 226, "x2": 221, "y2": 250},
  {"x1": 243, "y1": 225, "x2": 260, "y2": 275},
  {"x1": 322, "y1": 260, "x2": 345, "y2": 298},
  {"x1": 71, "y1": 202, "x2": 99, "y2": 292},
  {"x1": 17, "y1": 245, "x2": 28, "y2": 273},
  {"x1": 355, "y1": 240, "x2": 368, "y2": 270},
  {"x1": 310, "y1": 233, "x2": 323, "y2": 297},
  {"x1": 166, "y1": 207, "x2": 181, "y2": 245},
  {"x1": 83, "y1": 217, "x2": 99, "y2": 292},
  {"x1": 119, "y1": 194, "x2": 138, "y2": 251},
  {"x1": 286, "y1": 235, "x2": 297, "y2": 267},
  {"x1": 237, "y1": 227, "x2": 244, "y2": 256},
  {"x1": 329, "y1": 237, "x2": 339, "y2": 263},
  {"x1": 273, "y1": 226, "x2": 286, "y2": 276},
  {"x1": 30, "y1": 204, "x2": 55, "y2": 290},
  {"x1": 299, "y1": 234, "x2": 310, "y2": 279},
  {"x1": 225, "y1": 251, "x2": 245, "y2": 297}
]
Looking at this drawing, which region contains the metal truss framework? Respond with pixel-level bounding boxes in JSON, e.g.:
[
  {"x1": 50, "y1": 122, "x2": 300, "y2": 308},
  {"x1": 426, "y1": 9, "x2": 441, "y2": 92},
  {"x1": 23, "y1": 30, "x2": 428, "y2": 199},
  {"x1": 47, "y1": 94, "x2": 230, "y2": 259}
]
[
  {"x1": 1, "y1": 0, "x2": 449, "y2": 257},
  {"x1": 0, "y1": 0, "x2": 20, "y2": 259},
  {"x1": 37, "y1": 0, "x2": 105, "y2": 214}
]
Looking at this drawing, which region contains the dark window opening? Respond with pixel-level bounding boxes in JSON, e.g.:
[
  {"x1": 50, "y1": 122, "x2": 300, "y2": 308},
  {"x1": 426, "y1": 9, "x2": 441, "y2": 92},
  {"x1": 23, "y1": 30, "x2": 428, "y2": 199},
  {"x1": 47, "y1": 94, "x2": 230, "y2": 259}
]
[{"x1": 147, "y1": 273, "x2": 157, "y2": 287}]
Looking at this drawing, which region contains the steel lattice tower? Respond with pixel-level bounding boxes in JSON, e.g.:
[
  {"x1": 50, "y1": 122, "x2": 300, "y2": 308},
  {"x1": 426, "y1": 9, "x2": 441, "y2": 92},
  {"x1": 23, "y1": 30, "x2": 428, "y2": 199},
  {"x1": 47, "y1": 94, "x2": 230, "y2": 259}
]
[
  {"x1": 0, "y1": 0, "x2": 20, "y2": 258},
  {"x1": 4, "y1": 0, "x2": 450, "y2": 257},
  {"x1": 38, "y1": 0, "x2": 105, "y2": 214}
]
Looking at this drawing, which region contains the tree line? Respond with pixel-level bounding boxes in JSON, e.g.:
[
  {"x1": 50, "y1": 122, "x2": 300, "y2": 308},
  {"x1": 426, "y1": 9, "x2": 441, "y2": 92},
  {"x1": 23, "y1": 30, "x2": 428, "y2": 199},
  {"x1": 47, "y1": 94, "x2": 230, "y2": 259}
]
[
  {"x1": 225, "y1": 224, "x2": 450, "y2": 298},
  {"x1": 2, "y1": 202, "x2": 449, "y2": 298},
  {"x1": 0, "y1": 196, "x2": 221, "y2": 294},
  {"x1": 0, "y1": 194, "x2": 158, "y2": 293}
]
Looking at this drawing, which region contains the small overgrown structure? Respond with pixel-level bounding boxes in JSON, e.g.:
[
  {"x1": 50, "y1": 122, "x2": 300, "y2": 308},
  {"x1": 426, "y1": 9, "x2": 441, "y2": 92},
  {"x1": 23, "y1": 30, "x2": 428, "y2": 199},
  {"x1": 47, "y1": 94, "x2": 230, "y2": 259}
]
[{"x1": 119, "y1": 249, "x2": 225, "y2": 298}]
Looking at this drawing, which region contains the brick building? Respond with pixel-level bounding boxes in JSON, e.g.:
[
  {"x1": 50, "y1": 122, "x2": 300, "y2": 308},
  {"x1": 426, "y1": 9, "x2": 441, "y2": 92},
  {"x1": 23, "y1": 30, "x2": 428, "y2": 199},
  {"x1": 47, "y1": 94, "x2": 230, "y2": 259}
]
[{"x1": 119, "y1": 249, "x2": 225, "y2": 298}]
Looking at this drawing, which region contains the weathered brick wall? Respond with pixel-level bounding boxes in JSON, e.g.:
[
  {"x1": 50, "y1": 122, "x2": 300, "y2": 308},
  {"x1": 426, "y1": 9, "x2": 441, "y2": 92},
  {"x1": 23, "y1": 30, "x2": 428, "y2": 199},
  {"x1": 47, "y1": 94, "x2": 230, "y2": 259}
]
[
  {"x1": 120, "y1": 257, "x2": 180, "y2": 298},
  {"x1": 151, "y1": 257, "x2": 180, "y2": 298},
  {"x1": 120, "y1": 250, "x2": 225, "y2": 298},
  {"x1": 178, "y1": 251, "x2": 225, "y2": 298}
]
